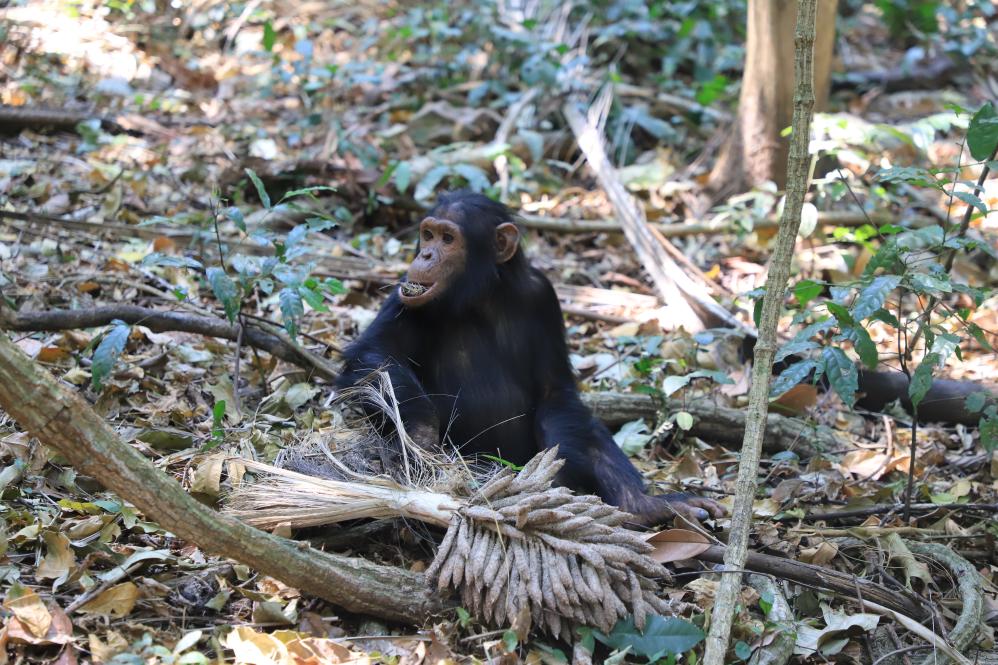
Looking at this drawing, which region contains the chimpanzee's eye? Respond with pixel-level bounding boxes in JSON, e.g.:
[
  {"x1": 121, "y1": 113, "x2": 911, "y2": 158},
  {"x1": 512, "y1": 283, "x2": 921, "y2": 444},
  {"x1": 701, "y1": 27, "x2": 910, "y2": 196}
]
[
  {"x1": 422, "y1": 229, "x2": 433, "y2": 241},
  {"x1": 442, "y1": 232, "x2": 454, "y2": 244}
]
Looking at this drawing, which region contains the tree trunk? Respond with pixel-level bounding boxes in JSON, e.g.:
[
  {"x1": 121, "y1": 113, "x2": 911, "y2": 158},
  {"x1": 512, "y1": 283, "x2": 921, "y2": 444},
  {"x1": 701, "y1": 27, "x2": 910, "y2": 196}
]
[{"x1": 707, "y1": 0, "x2": 837, "y2": 198}]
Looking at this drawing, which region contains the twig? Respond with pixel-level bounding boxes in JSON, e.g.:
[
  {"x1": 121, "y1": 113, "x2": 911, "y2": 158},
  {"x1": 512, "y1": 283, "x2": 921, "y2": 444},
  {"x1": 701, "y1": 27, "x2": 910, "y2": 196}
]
[
  {"x1": 790, "y1": 502, "x2": 998, "y2": 522},
  {"x1": 702, "y1": 1, "x2": 817, "y2": 662},
  {"x1": 909, "y1": 143, "x2": 998, "y2": 351}
]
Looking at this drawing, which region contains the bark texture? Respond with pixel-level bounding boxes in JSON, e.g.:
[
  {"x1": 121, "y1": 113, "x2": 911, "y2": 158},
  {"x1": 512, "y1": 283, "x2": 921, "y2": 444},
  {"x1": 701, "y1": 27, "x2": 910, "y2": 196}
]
[
  {"x1": 702, "y1": 0, "x2": 819, "y2": 662},
  {"x1": 708, "y1": 0, "x2": 837, "y2": 197}
]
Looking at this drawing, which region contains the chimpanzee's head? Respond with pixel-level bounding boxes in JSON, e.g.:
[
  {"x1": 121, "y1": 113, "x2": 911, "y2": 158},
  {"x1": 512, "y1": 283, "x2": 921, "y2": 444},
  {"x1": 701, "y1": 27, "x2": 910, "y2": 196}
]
[{"x1": 398, "y1": 191, "x2": 522, "y2": 309}]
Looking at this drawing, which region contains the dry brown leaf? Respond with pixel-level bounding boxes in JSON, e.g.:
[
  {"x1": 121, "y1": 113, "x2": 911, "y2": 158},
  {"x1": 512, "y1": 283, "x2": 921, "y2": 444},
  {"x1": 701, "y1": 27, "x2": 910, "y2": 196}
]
[
  {"x1": 771, "y1": 383, "x2": 818, "y2": 415},
  {"x1": 36, "y1": 531, "x2": 75, "y2": 580},
  {"x1": 800, "y1": 541, "x2": 839, "y2": 566},
  {"x1": 6, "y1": 604, "x2": 72, "y2": 646},
  {"x1": 3, "y1": 587, "x2": 52, "y2": 638},
  {"x1": 88, "y1": 630, "x2": 129, "y2": 663},
  {"x1": 644, "y1": 529, "x2": 711, "y2": 563},
  {"x1": 77, "y1": 582, "x2": 138, "y2": 617},
  {"x1": 225, "y1": 626, "x2": 366, "y2": 665},
  {"x1": 37, "y1": 346, "x2": 70, "y2": 362},
  {"x1": 190, "y1": 453, "x2": 225, "y2": 497}
]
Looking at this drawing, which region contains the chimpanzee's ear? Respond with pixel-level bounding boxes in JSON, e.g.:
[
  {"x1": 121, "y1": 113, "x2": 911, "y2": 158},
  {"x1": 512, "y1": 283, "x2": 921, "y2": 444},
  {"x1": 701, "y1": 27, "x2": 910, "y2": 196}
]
[{"x1": 495, "y1": 223, "x2": 520, "y2": 263}]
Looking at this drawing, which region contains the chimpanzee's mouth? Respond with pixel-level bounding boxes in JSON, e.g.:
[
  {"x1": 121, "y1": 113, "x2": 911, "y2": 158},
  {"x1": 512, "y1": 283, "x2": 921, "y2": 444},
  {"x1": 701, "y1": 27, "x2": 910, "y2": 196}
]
[{"x1": 398, "y1": 279, "x2": 437, "y2": 304}]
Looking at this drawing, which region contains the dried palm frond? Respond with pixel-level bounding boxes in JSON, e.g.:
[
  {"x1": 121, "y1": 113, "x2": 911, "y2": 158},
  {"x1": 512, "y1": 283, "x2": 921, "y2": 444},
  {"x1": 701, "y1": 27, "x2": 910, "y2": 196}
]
[
  {"x1": 225, "y1": 371, "x2": 672, "y2": 639},
  {"x1": 227, "y1": 446, "x2": 671, "y2": 639}
]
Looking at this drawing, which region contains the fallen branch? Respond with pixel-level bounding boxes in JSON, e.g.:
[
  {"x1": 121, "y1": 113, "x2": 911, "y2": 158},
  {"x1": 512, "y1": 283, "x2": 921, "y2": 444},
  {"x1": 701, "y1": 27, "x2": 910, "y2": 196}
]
[
  {"x1": 0, "y1": 304, "x2": 339, "y2": 382},
  {"x1": 0, "y1": 104, "x2": 212, "y2": 135},
  {"x1": 905, "y1": 542, "x2": 984, "y2": 665},
  {"x1": 0, "y1": 333, "x2": 447, "y2": 624},
  {"x1": 834, "y1": 55, "x2": 957, "y2": 93},
  {"x1": 517, "y1": 209, "x2": 935, "y2": 237},
  {"x1": 696, "y1": 545, "x2": 926, "y2": 621},
  {"x1": 563, "y1": 96, "x2": 751, "y2": 334}
]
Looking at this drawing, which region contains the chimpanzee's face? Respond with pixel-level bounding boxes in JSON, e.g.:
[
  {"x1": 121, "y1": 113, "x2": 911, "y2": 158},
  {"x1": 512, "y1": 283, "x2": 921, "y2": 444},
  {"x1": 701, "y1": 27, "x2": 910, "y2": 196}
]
[{"x1": 398, "y1": 216, "x2": 468, "y2": 307}]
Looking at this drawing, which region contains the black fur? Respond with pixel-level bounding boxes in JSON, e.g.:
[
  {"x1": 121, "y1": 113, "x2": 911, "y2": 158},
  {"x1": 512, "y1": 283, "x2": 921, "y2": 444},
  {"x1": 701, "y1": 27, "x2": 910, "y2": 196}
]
[{"x1": 338, "y1": 191, "x2": 702, "y2": 524}]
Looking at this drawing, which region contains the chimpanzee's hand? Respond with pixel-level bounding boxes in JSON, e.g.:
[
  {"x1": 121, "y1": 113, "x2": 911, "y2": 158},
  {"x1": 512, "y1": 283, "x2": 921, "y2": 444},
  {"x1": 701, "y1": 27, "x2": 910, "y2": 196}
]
[
  {"x1": 407, "y1": 423, "x2": 440, "y2": 450},
  {"x1": 633, "y1": 493, "x2": 726, "y2": 527}
]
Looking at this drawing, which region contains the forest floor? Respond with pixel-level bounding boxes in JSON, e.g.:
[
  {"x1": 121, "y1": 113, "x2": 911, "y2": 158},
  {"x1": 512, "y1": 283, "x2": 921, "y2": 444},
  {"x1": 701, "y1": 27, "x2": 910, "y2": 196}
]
[{"x1": 0, "y1": 1, "x2": 997, "y2": 664}]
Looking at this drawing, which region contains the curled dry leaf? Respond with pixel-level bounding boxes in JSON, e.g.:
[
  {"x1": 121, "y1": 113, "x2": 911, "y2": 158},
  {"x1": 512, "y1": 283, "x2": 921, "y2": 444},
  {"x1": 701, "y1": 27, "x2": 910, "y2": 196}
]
[{"x1": 644, "y1": 529, "x2": 712, "y2": 564}]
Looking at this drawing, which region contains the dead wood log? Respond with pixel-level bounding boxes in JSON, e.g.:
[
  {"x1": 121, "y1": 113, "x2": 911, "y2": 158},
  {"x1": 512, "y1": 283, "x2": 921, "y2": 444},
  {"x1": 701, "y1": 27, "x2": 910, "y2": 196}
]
[
  {"x1": 0, "y1": 332, "x2": 448, "y2": 624},
  {"x1": 580, "y1": 392, "x2": 838, "y2": 457},
  {"x1": 696, "y1": 545, "x2": 928, "y2": 621},
  {"x1": 834, "y1": 55, "x2": 958, "y2": 93}
]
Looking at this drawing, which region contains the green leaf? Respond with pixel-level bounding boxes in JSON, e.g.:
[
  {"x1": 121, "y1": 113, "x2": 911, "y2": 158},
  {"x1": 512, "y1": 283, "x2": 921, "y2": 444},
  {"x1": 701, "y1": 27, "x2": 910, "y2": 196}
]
[
  {"x1": 838, "y1": 326, "x2": 878, "y2": 369},
  {"x1": 967, "y1": 323, "x2": 995, "y2": 352},
  {"x1": 414, "y1": 164, "x2": 451, "y2": 201},
  {"x1": 595, "y1": 615, "x2": 704, "y2": 660},
  {"x1": 909, "y1": 273, "x2": 952, "y2": 295},
  {"x1": 298, "y1": 285, "x2": 327, "y2": 311},
  {"x1": 826, "y1": 301, "x2": 855, "y2": 327},
  {"x1": 775, "y1": 339, "x2": 820, "y2": 364},
  {"x1": 206, "y1": 267, "x2": 241, "y2": 323},
  {"x1": 455, "y1": 607, "x2": 472, "y2": 628},
  {"x1": 852, "y1": 275, "x2": 900, "y2": 321},
  {"x1": 965, "y1": 392, "x2": 989, "y2": 414},
  {"x1": 224, "y1": 207, "x2": 246, "y2": 232},
  {"x1": 980, "y1": 415, "x2": 998, "y2": 453},
  {"x1": 279, "y1": 287, "x2": 304, "y2": 338},
  {"x1": 142, "y1": 253, "x2": 203, "y2": 270},
  {"x1": 662, "y1": 374, "x2": 692, "y2": 397},
  {"x1": 863, "y1": 240, "x2": 901, "y2": 276},
  {"x1": 91, "y1": 321, "x2": 131, "y2": 391},
  {"x1": 244, "y1": 168, "x2": 271, "y2": 208},
  {"x1": 280, "y1": 185, "x2": 336, "y2": 201},
  {"x1": 321, "y1": 277, "x2": 347, "y2": 295},
  {"x1": 285, "y1": 223, "x2": 307, "y2": 248},
  {"x1": 394, "y1": 161, "x2": 412, "y2": 192},
  {"x1": 770, "y1": 359, "x2": 818, "y2": 397},
  {"x1": 262, "y1": 21, "x2": 276, "y2": 52},
  {"x1": 869, "y1": 308, "x2": 900, "y2": 328},
  {"x1": 735, "y1": 641, "x2": 753, "y2": 660},
  {"x1": 952, "y1": 191, "x2": 988, "y2": 215},
  {"x1": 874, "y1": 166, "x2": 941, "y2": 189},
  {"x1": 909, "y1": 353, "x2": 940, "y2": 409},
  {"x1": 502, "y1": 630, "x2": 518, "y2": 652},
  {"x1": 452, "y1": 163, "x2": 491, "y2": 192},
  {"x1": 822, "y1": 347, "x2": 859, "y2": 407},
  {"x1": 759, "y1": 590, "x2": 774, "y2": 616},
  {"x1": 794, "y1": 279, "x2": 823, "y2": 307},
  {"x1": 675, "y1": 411, "x2": 694, "y2": 431},
  {"x1": 967, "y1": 102, "x2": 998, "y2": 161}
]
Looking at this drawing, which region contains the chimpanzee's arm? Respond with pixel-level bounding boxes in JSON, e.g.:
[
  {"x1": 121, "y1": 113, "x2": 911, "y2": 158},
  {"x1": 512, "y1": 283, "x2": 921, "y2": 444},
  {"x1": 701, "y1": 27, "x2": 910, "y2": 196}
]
[
  {"x1": 337, "y1": 295, "x2": 440, "y2": 447},
  {"x1": 528, "y1": 272, "x2": 722, "y2": 525}
]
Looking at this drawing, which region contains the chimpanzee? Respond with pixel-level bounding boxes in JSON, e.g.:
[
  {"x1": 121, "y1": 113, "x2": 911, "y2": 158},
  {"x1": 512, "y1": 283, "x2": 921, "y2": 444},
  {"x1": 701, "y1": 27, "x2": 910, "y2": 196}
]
[{"x1": 338, "y1": 191, "x2": 723, "y2": 525}]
